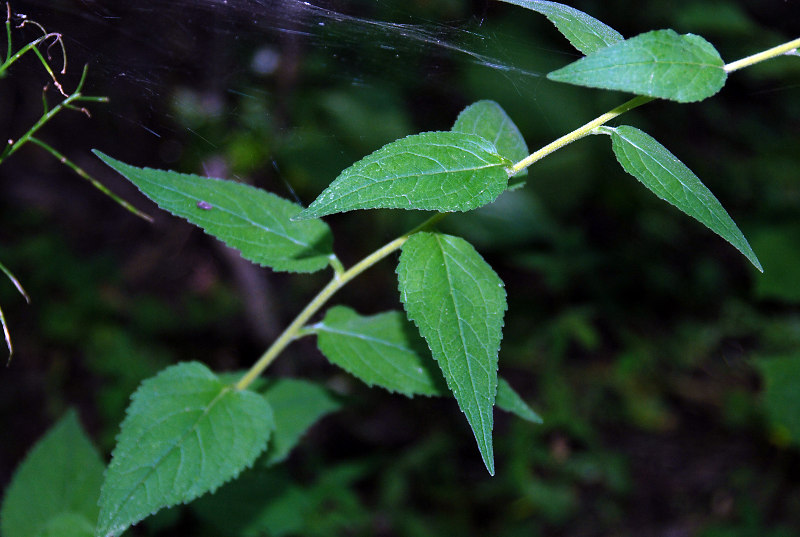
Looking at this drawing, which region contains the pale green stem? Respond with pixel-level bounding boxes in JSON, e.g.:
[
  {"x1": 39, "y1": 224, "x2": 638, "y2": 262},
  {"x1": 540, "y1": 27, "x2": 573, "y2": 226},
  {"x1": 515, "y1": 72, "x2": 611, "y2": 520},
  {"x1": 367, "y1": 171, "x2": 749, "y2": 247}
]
[
  {"x1": 724, "y1": 37, "x2": 800, "y2": 73},
  {"x1": 508, "y1": 95, "x2": 652, "y2": 175},
  {"x1": 235, "y1": 213, "x2": 445, "y2": 390},
  {"x1": 27, "y1": 137, "x2": 153, "y2": 222},
  {"x1": 0, "y1": 65, "x2": 107, "y2": 164},
  {"x1": 238, "y1": 35, "x2": 800, "y2": 390},
  {"x1": 509, "y1": 36, "x2": 800, "y2": 176},
  {"x1": 4, "y1": 3, "x2": 11, "y2": 64}
]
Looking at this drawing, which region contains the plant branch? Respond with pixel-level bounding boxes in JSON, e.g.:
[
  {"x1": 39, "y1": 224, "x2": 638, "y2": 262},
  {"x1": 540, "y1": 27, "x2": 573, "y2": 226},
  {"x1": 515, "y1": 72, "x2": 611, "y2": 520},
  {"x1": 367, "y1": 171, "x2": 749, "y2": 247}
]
[
  {"x1": 508, "y1": 95, "x2": 651, "y2": 175},
  {"x1": 724, "y1": 36, "x2": 800, "y2": 73},
  {"x1": 0, "y1": 65, "x2": 107, "y2": 164},
  {"x1": 27, "y1": 137, "x2": 153, "y2": 222},
  {"x1": 235, "y1": 213, "x2": 445, "y2": 391},
  {"x1": 509, "y1": 36, "x2": 800, "y2": 176}
]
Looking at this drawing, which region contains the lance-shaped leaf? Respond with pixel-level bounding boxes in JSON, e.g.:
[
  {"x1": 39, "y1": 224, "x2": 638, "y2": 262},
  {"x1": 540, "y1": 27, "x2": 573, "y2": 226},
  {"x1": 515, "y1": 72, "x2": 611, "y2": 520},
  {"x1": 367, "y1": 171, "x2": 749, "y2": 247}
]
[
  {"x1": 0, "y1": 411, "x2": 104, "y2": 537},
  {"x1": 603, "y1": 125, "x2": 761, "y2": 271},
  {"x1": 452, "y1": 100, "x2": 530, "y2": 177},
  {"x1": 548, "y1": 30, "x2": 727, "y2": 103},
  {"x1": 295, "y1": 132, "x2": 511, "y2": 220},
  {"x1": 397, "y1": 232, "x2": 507, "y2": 475},
  {"x1": 93, "y1": 151, "x2": 333, "y2": 273},
  {"x1": 497, "y1": 0, "x2": 623, "y2": 55},
  {"x1": 261, "y1": 378, "x2": 342, "y2": 465},
  {"x1": 96, "y1": 362, "x2": 273, "y2": 537},
  {"x1": 313, "y1": 306, "x2": 542, "y2": 423}
]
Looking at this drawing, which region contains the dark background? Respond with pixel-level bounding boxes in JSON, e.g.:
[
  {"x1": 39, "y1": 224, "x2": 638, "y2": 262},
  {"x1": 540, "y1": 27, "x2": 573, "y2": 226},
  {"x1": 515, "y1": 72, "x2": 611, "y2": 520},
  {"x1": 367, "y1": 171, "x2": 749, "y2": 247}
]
[{"x1": 2, "y1": 1, "x2": 800, "y2": 535}]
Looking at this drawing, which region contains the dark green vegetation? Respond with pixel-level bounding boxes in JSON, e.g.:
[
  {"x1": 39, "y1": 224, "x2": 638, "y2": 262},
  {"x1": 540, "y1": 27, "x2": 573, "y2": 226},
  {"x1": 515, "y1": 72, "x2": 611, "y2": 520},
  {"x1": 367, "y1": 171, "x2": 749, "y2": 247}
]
[{"x1": 2, "y1": 0, "x2": 800, "y2": 535}]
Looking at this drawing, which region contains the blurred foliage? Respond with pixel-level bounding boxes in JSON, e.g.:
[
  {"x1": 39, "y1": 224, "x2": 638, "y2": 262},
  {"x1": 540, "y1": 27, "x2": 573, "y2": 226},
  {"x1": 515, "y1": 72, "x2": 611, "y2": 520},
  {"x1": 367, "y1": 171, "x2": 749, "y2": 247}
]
[{"x1": 2, "y1": 0, "x2": 800, "y2": 535}]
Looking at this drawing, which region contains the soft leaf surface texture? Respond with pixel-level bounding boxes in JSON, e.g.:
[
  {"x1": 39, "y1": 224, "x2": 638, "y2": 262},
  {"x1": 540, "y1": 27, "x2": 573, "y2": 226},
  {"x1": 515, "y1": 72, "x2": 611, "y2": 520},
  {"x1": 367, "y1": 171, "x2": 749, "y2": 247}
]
[
  {"x1": 94, "y1": 151, "x2": 333, "y2": 273},
  {"x1": 605, "y1": 126, "x2": 761, "y2": 271},
  {"x1": 314, "y1": 306, "x2": 542, "y2": 423},
  {"x1": 497, "y1": 0, "x2": 623, "y2": 54},
  {"x1": 96, "y1": 362, "x2": 274, "y2": 537},
  {"x1": 296, "y1": 131, "x2": 510, "y2": 220},
  {"x1": 548, "y1": 30, "x2": 727, "y2": 102},
  {"x1": 397, "y1": 232, "x2": 507, "y2": 474},
  {"x1": 452, "y1": 100, "x2": 530, "y2": 177},
  {"x1": 0, "y1": 410, "x2": 104, "y2": 537},
  {"x1": 261, "y1": 378, "x2": 342, "y2": 465},
  {"x1": 314, "y1": 305, "x2": 446, "y2": 396}
]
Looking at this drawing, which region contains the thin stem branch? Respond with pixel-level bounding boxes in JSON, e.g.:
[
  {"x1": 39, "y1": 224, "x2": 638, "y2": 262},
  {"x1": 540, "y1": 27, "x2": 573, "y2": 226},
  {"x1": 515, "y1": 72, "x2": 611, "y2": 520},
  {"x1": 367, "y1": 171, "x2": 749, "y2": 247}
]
[
  {"x1": 508, "y1": 95, "x2": 652, "y2": 175},
  {"x1": 239, "y1": 35, "x2": 800, "y2": 390},
  {"x1": 724, "y1": 37, "x2": 800, "y2": 73},
  {"x1": 1, "y1": 259, "x2": 29, "y2": 364},
  {"x1": 28, "y1": 137, "x2": 153, "y2": 222},
  {"x1": 509, "y1": 36, "x2": 800, "y2": 176},
  {"x1": 0, "y1": 65, "x2": 106, "y2": 165},
  {"x1": 235, "y1": 213, "x2": 445, "y2": 391},
  {"x1": 4, "y1": 3, "x2": 11, "y2": 64}
]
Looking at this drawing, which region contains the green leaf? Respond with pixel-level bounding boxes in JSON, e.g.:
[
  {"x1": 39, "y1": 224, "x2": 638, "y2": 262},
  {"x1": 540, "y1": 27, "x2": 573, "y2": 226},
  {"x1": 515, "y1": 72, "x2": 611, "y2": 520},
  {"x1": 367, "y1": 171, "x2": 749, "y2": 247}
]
[
  {"x1": 34, "y1": 513, "x2": 95, "y2": 537},
  {"x1": 0, "y1": 410, "x2": 104, "y2": 537},
  {"x1": 93, "y1": 151, "x2": 333, "y2": 273},
  {"x1": 313, "y1": 306, "x2": 541, "y2": 423},
  {"x1": 756, "y1": 354, "x2": 800, "y2": 446},
  {"x1": 295, "y1": 131, "x2": 510, "y2": 220},
  {"x1": 496, "y1": 379, "x2": 543, "y2": 424},
  {"x1": 496, "y1": 0, "x2": 623, "y2": 55},
  {"x1": 548, "y1": 30, "x2": 727, "y2": 103},
  {"x1": 96, "y1": 362, "x2": 273, "y2": 537},
  {"x1": 314, "y1": 305, "x2": 446, "y2": 397},
  {"x1": 397, "y1": 232, "x2": 507, "y2": 475},
  {"x1": 261, "y1": 378, "x2": 342, "y2": 465},
  {"x1": 452, "y1": 100, "x2": 530, "y2": 177},
  {"x1": 603, "y1": 125, "x2": 761, "y2": 271}
]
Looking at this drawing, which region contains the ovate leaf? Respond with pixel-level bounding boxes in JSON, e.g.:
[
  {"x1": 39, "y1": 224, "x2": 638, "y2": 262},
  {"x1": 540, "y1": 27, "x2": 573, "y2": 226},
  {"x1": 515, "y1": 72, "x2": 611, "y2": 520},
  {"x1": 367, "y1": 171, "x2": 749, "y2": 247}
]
[
  {"x1": 548, "y1": 30, "x2": 727, "y2": 103},
  {"x1": 0, "y1": 411, "x2": 104, "y2": 537},
  {"x1": 314, "y1": 306, "x2": 446, "y2": 397},
  {"x1": 497, "y1": 0, "x2": 623, "y2": 54},
  {"x1": 261, "y1": 378, "x2": 342, "y2": 465},
  {"x1": 397, "y1": 232, "x2": 507, "y2": 474},
  {"x1": 604, "y1": 125, "x2": 761, "y2": 271},
  {"x1": 314, "y1": 306, "x2": 542, "y2": 424},
  {"x1": 452, "y1": 100, "x2": 530, "y2": 177},
  {"x1": 96, "y1": 362, "x2": 273, "y2": 537},
  {"x1": 296, "y1": 132, "x2": 510, "y2": 220},
  {"x1": 93, "y1": 151, "x2": 333, "y2": 273}
]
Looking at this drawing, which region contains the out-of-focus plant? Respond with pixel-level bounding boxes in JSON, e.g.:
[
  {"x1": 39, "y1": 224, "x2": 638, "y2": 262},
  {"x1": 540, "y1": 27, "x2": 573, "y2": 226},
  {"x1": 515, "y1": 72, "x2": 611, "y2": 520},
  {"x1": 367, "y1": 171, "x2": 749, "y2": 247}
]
[
  {"x1": 0, "y1": 2, "x2": 150, "y2": 359},
  {"x1": 2, "y1": 1, "x2": 799, "y2": 536}
]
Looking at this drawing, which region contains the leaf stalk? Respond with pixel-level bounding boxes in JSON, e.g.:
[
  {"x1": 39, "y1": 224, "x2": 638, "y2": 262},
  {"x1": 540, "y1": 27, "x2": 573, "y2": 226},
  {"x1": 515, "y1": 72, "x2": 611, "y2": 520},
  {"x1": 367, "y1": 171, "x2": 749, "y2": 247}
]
[
  {"x1": 235, "y1": 213, "x2": 445, "y2": 390},
  {"x1": 510, "y1": 36, "x2": 800, "y2": 176}
]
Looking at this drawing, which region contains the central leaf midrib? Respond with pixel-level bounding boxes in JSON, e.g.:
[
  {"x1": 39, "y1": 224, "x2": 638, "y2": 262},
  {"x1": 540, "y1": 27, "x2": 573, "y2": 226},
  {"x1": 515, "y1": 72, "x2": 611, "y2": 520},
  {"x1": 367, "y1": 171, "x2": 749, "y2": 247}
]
[
  {"x1": 104, "y1": 384, "x2": 232, "y2": 531},
  {"x1": 435, "y1": 235, "x2": 490, "y2": 445},
  {"x1": 141, "y1": 175, "x2": 312, "y2": 249}
]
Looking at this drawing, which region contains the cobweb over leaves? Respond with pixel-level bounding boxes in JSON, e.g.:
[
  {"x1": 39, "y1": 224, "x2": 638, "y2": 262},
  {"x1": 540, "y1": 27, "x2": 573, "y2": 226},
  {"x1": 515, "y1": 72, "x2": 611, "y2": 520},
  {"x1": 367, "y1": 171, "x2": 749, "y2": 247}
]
[{"x1": 11, "y1": 0, "x2": 545, "y2": 144}]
